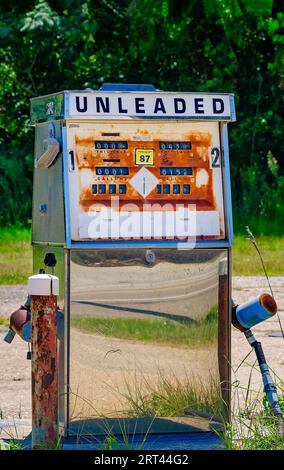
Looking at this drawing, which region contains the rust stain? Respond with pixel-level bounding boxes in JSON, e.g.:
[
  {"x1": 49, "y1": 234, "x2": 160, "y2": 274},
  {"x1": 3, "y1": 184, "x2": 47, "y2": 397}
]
[
  {"x1": 135, "y1": 128, "x2": 149, "y2": 135},
  {"x1": 218, "y1": 267, "x2": 231, "y2": 417},
  {"x1": 9, "y1": 306, "x2": 29, "y2": 336},
  {"x1": 75, "y1": 131, "x2": 215, "y2": 209},
  {"x1": 72, "y1": 127, "x2": 226, "y2": 239},
  {"x1": 30, "y1": 294, "x2": 58, "y2": 448},
  {"x1": 260, "y1": 293, "x2": 277, "y2": 314}
]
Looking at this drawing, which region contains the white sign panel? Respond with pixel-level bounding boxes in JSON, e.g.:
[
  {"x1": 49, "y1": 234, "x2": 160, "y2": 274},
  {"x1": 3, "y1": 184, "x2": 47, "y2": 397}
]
[
  {"x1": 78, "y1": 208, "x2": 220, "y2": 240},
  {"x1": 68, "y1": 92, "x2": 233, "y2": 120}
]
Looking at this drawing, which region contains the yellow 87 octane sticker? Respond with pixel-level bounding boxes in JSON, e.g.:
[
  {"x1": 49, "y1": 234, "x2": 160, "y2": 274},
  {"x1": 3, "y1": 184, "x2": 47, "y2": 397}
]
[{"x1": 135, "y1": 148, "x2": 154, "y2": 165}]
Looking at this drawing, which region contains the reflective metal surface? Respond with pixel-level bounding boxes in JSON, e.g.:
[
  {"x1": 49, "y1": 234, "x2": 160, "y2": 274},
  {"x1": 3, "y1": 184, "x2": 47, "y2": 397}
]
[
  {"x1": 32, "y1": 121, "x2": 65, "y2": 244},
  {"x1": 68, "y1": 248, "x2": 229, "y2": 435}
]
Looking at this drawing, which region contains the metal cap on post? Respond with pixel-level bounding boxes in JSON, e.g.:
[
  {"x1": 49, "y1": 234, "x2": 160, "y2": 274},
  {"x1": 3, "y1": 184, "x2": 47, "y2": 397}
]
[
  {"x1": 28, "y1": 274, "x2": 59, "y2": 296},
  {"x1": 28, "y1": 274, "x2": 59, "y2": 450}
]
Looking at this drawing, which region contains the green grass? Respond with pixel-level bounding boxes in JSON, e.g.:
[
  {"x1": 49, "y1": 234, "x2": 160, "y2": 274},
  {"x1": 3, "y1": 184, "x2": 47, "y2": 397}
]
[
  {"x1": 221, "y1": 366, "x2": 284, "y2": 450},
  {"x1": 71, "y1": 306, "x2": 218, "y2": 349},
  {"x1": 0, "y1": 316, "x2": 9, "y2": 326},
  {"x1": 121, "y1": 373, "x2": 224, "y2": 419},
  {"x1": 0, "y1": 439, "x2": 22, "y2": 450},
  {"x1": 233, "y1": 234, "x2": 284, "y2": 276},
  {"x1": 0, "y1": 226, "x2": 32, "y2": 284},
  {"x1": 0, "y1": 227, "x2": 283, "y2": 284}
]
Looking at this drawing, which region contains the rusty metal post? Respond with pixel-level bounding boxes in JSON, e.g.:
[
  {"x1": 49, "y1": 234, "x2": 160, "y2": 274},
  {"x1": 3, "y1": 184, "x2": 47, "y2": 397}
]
[
  {"x1": 28, "y1": 274, "x2": 59, "y2": 449},
  {"x1": 218, "y1": 258, "x2": 231, "y2": 421}
]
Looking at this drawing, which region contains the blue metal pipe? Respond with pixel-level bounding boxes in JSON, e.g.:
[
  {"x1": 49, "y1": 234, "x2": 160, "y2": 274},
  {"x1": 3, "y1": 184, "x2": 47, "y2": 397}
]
[{"x1": 235, "y1": 293, "x2": 277, "y2": 330}]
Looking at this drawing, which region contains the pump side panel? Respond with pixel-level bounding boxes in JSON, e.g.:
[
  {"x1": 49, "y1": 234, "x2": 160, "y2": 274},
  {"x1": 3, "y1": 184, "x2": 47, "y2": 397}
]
[{"x1": 32, "y1": 121, "x2": 65, "y2": 244}]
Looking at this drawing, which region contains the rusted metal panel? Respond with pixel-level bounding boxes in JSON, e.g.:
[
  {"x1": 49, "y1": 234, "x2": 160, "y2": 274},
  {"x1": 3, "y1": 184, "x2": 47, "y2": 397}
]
[
  {"x1": 76, "y1": 131, "x2": 215, "y2": 209},
  {"x1": 67, "y1": 120, "x2": 225, "y2": 241},
  {"x1": 31, "y1": 294, "x2": 58, "y2": 449}
]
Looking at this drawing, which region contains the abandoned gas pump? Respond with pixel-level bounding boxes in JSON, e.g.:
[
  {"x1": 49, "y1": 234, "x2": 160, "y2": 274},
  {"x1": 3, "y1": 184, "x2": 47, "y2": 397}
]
[{"x1": 7, "y1": 84, "x2": 240, "y2": 447}]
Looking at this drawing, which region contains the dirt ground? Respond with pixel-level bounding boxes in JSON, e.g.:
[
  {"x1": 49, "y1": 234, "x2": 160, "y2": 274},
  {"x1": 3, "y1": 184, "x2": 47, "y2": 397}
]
[{"x1": 0, "y1": 277, "x2": 283, "y2": 421}]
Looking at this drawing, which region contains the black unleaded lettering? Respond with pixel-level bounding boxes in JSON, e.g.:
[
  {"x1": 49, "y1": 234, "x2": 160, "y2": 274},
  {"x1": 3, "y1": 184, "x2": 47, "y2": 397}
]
[
  {"x1": 135, "y1": 97, "x2": 145, "y2": 113},
  {"x1": 96, "y1": 97, "x2": 110, "y2": 113},
  {"x1": 75, "y1": 96, "x2": 87, "y2": 113},
  {"x1": 194, "y1": 98, "x2": 204, "y2": 114},
  {"x1": 154, "y1": 98, "x2": 166, "y2": 114},
  {"x1": 174, "y1": 98, "x2": 186, "y2": 113},
  {"x1": 213, "y1": 98, "x2": 224, "y2": 114},
  {"x1": 118, "y1": 97, "x2": 127, "y2": 113}
]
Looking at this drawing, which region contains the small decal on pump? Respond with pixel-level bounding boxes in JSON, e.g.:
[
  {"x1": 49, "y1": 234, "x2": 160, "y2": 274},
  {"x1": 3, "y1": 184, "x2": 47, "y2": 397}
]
[
  {"x1": 46, "y1": 102, "x2": 54, "y2": 115},
  {"x1": 135, "y1": 148, "x2": 154, "y2": 165}
]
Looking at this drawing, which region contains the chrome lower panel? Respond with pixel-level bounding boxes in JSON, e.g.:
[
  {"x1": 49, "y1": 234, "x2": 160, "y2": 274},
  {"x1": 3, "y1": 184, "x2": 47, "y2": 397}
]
[{"x1": 67, "y1": 248, "x2": 230, "y2": 436}]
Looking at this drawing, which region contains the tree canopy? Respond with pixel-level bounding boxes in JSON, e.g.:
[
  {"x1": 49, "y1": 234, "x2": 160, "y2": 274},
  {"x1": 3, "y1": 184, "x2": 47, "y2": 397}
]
[{"x1": 0, "y1": 0, "x2": 284, "y2": 233}]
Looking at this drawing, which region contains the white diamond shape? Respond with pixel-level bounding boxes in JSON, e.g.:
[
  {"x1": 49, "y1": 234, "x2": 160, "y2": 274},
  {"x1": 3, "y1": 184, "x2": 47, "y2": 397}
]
[{"x1": 129, "y1": 167, "x2": 159, "y2": 198}]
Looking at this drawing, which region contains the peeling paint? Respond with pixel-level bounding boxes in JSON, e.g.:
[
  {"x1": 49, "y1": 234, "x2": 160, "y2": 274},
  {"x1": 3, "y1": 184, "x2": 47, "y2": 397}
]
[
  {"x1": 75, "y1": 130, "x2": 215, "y2": 211},
  {"x1": 31, "y1": 294, "x2": 58, "y2": 449},
  {"x1": 68, "y1": 120, "x2": 226, "y2": 240}
]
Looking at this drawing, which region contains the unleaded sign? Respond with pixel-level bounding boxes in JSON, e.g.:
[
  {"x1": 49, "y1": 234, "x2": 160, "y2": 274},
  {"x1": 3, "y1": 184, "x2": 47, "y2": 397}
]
[{"x1": 69, "y1": 92, "x2": 234, "y2": 119}]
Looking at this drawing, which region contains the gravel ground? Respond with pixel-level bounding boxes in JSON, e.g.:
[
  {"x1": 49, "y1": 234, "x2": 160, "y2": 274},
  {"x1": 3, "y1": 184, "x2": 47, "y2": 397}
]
[{"x1": 0, "y1": 277, "x2": 283, "y2": 422}]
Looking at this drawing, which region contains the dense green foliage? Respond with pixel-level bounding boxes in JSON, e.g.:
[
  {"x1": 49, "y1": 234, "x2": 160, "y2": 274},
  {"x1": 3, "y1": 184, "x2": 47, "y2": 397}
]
[{"x1": 0, "y1": 0, "x2": 284, "y2": 233}]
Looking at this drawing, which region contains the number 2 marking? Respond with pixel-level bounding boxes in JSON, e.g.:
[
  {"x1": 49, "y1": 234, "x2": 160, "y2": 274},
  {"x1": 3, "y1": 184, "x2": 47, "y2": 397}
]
[{"x1": 211, "y1": 147, "x2": 220, "y2": 168}]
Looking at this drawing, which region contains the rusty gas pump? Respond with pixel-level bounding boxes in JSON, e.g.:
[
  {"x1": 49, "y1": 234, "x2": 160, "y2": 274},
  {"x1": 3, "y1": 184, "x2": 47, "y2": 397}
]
[{"x1": 5, "y1": 84, "x2": 240, "y2": 449}]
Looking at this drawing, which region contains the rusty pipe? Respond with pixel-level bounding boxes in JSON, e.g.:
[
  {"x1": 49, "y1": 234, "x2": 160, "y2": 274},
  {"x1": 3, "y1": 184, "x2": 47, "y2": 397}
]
[
  {"x1": 232, "y1": 293, "x2": 277, "y2": 332},
  {"x1": 3, "y1": 295, "x2": 64, "y2": 345},
  {"x1": 218, "y1": 258, "x2": 230, "y2": 421}
]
